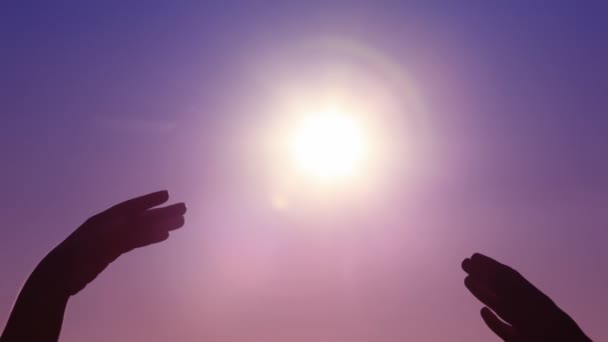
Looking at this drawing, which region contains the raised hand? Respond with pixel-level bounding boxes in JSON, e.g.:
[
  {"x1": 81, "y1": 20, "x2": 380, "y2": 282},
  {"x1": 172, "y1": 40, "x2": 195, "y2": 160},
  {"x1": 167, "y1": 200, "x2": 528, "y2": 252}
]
[
  {"x1": 462, "y1": 253, "x2": 591, "y2": 342},
  {"x1": 41, "y1": 190, "x2": 186, "y2": 295},
  {"x1": 1, "y1": 190, "x2": 186, "y2": 342}
]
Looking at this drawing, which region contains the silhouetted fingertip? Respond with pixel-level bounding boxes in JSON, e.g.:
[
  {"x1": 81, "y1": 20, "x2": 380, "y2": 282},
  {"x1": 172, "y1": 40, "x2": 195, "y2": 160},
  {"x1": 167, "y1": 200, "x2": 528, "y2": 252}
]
[
  {"x1": 480, "y1": 307, "x2": 497, "y2": 326},
  {"x1": 136, "y1": 190, "x2": 169, "y2": 207},
  {"x1": 154, "y1": 230, "x2": 170, "y2": 242},
  {"x1": 462, "y1": 258, "x2": 472, "y2": 272},
  {"x1": 472, "y1": 253, "x2": 495, "y2": 264},
  {"x1": 167, "y1": 216, "x2": 185, "y2": 231},
  {"x1": 142, "y1": 190, "x2": 168, "y2": 198},
  {"x1": 464, "y1": 275, "x2": 472, "y2": 287},
  {"x1": 148, "y1": 190, "x2": 170, "y2": 205},
  {"x1": 480, "y1": 306, "x2": 514, "y2": 340},
  {"x1": 141, "y1": 203, "x2": 187, "y2": 219},
  {"x1": 163, "y1": 202, "x2": 187, "y2": 215},
  {"x1": 471, "y1": 252, "x2": 484, "y2": 260},
  {"x1": 480, "y1": 307, "x2": 498, "y2": 322},
  {"x1": 107, "y1": 190, "x2": 171, "y2": 215},
  {"x1": 156, "y1": 190, "x2": 169, "y2": 199}
]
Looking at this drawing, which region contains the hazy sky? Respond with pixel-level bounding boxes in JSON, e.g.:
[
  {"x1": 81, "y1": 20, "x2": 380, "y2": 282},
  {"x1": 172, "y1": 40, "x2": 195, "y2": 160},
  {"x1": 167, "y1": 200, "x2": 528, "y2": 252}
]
[{"x1": 1, "y1": 1, "x2": 607, "y2": 341}]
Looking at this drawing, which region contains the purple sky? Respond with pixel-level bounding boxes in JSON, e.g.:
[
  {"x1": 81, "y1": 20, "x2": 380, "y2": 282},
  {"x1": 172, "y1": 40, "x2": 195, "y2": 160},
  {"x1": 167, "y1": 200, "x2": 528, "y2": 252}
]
[{"x1": 1, "y1": 2, "x2": 607, "y2": 341}]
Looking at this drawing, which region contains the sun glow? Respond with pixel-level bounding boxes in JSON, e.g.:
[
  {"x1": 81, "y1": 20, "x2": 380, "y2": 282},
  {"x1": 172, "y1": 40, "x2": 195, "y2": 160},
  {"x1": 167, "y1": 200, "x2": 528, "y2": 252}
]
[
  {"x1": 246, "y1": 38, "x2": 430, "y2": 211},
  {"x1": 290, "y1": 109, "x2": 367, "y2": 181}
]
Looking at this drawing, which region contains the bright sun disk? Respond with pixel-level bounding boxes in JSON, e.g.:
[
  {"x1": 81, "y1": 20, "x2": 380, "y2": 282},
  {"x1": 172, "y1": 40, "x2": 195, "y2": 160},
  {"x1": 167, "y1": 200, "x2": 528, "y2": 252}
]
[{"x1": 290, "y1": 109, "x2": 367, "y2": 181}]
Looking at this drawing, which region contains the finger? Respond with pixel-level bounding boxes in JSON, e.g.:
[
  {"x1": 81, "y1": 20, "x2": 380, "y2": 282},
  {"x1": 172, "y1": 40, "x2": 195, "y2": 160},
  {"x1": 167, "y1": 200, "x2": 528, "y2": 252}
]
[
  {"x1": 138, "y1": 209, "x2": 186, "y2": 231},
  {"x1": 464, "y1": 276, "x2": 515, "y2": 323},
  {"x1": 463, "y1": 253, "x2": 511, "y2": 277},
  {"x1": 480, "y1": 307, "x2": 516, "y2": 341},
  {"x1": 142, "y1": 203, "x2": 187, "y2": 221},
  {"x1": 105, "y1": 190, "x2": 170, "y2": 217},
  {"x1": 463, "y1": 254, "x2": 524, "y2": 295},
  {"x1": 465, "y1": 276, "x2": 500, "y2": 309},
  {"x1": 133, "y1": 226, "x2": 171, "y2": 248},
  {"x1": 465, "y1": 254, "x2": 552, "y2": 311},
  {"x1": 122, "y1": 215, "x2": 185, "y2": 252},
  {"x1": 462, "y1": 257, "x2": 472, "y2": 273}
]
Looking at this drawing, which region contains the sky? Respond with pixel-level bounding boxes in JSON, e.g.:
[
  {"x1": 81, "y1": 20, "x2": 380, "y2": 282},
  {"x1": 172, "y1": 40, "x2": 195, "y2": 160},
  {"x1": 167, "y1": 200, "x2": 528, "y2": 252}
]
[{"x1": 1, "y1": 1, "x2": 607, "y2": 341}]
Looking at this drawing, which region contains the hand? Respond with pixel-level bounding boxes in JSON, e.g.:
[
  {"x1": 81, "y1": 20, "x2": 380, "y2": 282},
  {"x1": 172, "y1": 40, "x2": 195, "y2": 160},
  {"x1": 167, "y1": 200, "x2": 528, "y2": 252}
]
[
  {"x1": 35, "y1": 190, "x2": 187, "y2": 296},
  {"x1": 462, "y1": 253, "x2": 591, "y2": 342},
  {"x1": 1, "y1": 191, "x2": 187, "y2": 342}
]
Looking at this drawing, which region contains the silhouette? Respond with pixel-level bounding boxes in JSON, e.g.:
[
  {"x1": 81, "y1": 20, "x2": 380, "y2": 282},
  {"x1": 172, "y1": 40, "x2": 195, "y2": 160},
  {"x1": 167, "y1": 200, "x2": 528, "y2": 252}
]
[
  {"x1": 1, "y1": 194, "x2": 595, "y2": 342},
  {"x1": 0, "y1": 190, "x2": 186, "y2": 342},
  {"x1": 462, "y1": 253, "x2": 591, "y2": 341}
]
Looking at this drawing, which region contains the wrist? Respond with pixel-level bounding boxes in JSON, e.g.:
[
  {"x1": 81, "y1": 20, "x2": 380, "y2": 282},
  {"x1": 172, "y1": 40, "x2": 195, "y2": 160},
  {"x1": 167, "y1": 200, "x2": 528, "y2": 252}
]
[
  {"x1": 2, "y1": 262, "x2": 70, "y2": 342},
  {"x1": 25, "y1": 254, "x2": 72, "y2": 301}
]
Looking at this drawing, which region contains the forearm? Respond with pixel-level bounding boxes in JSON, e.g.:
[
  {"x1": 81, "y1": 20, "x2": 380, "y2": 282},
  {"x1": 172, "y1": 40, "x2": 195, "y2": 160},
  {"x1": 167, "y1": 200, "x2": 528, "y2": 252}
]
[{"x1": 1, "y1": 262, "x2": 70, "y2": 342}]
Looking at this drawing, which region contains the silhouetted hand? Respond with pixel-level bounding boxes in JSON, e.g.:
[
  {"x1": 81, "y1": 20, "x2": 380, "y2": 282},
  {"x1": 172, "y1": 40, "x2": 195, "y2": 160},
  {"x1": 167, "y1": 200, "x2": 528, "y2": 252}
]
[
  {"x1": 1, "y1": 190, "x2": 186, "y2": 342},
  {"x1": 462, "y1": 253, "x2": 591, "y2": 342},
  {"x1": 39, "y1": 190, "x2": 186, "y2": 295}
]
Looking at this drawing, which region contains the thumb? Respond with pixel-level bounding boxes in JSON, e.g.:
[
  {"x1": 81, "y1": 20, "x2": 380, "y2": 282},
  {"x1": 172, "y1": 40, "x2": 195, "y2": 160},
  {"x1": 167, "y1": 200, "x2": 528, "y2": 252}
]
[{"x1": 481, "y1": 307, "x2": 517, "y2": 341}]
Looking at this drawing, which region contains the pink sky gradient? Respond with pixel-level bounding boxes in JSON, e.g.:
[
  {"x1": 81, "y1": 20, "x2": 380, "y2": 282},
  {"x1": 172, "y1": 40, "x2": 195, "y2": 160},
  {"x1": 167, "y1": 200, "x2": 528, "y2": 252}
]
[{"x1": 1, "y1": 2, "x2": 607, "y2": 341}]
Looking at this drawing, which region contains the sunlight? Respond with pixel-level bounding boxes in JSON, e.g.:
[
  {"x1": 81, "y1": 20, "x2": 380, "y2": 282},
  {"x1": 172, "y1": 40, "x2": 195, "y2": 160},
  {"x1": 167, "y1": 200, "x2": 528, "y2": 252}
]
[
  {"x1": 246, "y1": 37, "x2": 430, "y2": 211},
  {"x1": 290, "y1": 108, "x2": 367, "y2": 181}
]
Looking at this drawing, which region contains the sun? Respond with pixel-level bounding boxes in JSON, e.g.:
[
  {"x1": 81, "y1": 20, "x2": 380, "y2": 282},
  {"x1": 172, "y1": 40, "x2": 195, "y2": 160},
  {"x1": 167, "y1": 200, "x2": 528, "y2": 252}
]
[{"x1": 289, "y1": 109, "x2": 367, "y2": 181}]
